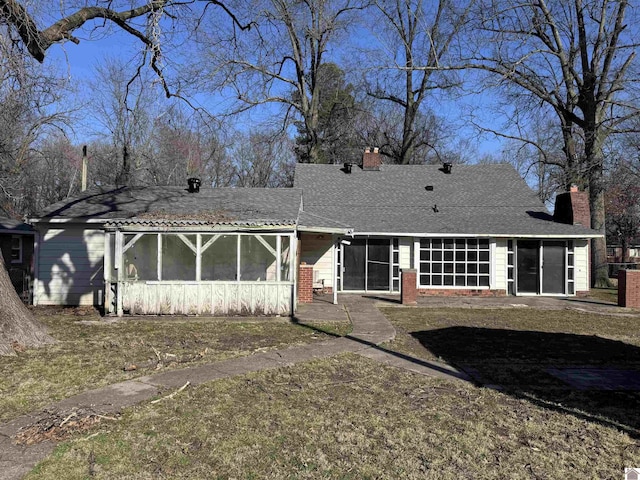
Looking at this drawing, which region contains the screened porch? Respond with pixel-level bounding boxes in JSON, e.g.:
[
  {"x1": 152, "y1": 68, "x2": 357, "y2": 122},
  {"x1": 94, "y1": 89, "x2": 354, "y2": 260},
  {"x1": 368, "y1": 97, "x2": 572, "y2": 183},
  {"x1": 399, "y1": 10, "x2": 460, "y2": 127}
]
[{"x1": 104, "y1": 231, "x2": 296, "y2": 316}]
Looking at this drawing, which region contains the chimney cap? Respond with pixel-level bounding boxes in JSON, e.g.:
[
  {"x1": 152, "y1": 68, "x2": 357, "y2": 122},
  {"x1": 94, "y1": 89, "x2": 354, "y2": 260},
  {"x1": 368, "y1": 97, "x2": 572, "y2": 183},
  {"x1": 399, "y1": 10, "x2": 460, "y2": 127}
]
[
  {"x1": 187, "y1": 177, "x2": 201, "y2": 193},
  {"x1": 570, "y1": 184, "x2": 579, "y2": 192}
]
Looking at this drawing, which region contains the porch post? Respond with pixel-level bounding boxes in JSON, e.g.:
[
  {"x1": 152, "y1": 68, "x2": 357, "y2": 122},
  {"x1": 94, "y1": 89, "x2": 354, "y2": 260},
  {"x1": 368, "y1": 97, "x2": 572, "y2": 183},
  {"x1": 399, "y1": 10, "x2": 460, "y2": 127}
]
[
  {"x1": 115, "y1": 231, "x2": 125, "y2": 316},
  {"x1": 104, "y1": 233, "x2": 112, "y2": 313},
  {"x1": 332, "y1": 236, "x2": 338, "y2": 305}
]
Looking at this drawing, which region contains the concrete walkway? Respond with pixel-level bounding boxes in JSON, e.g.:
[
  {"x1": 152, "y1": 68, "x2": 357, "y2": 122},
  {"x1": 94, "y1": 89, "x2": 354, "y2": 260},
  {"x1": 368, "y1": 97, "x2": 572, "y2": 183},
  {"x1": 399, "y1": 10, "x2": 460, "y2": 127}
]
[{"x1": 0, "y1": 295, "x2": 466, "y2": 480}]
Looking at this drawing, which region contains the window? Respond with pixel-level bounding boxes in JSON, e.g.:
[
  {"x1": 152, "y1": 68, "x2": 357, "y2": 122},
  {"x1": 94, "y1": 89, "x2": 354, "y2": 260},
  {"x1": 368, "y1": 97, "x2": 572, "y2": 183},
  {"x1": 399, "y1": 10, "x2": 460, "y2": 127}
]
[
  {"x1": 120, "y1": 233, "x2": 292, "y2": 283},
  {"x1": 10, "y1": 235, "x2": 22, "y2": 263},
  {"x1": 201, "y1": 235, "x2": 237, "y2": 281},
  {"x1": 240, "y1": 235, "x2": 277, "y2": 281},
  {"x1": 567, "y1": 241, "x2": 575, "y2": 295},
  {"x1": 162, "y1": 235, "x2": 197, "y2": 281},
  {"x1": 419, "y1": 238, "x2": 490, "y2": 288},
  {"x1": 124, "y1": 234, "x2": 158, "y2": 280}
]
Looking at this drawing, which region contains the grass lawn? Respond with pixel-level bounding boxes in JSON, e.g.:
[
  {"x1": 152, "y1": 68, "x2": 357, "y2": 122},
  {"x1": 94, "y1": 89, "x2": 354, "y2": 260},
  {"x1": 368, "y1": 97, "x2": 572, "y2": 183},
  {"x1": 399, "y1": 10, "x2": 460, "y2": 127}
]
[
  {"x1": 11, "y1": 306, "x2": 640, "y2": 478},
  {"x1": 380, "y1": 307, "x2": 640, "y2": 439},
  {"x1": 588, "y1": 287, "x2": 619, "y2": 304},
  {"x1": 0, "y1": 308, "x2": 349, "y2": 423},
  {"x1": 25, "y1": 354, "x2": 638, "y2": 479}
]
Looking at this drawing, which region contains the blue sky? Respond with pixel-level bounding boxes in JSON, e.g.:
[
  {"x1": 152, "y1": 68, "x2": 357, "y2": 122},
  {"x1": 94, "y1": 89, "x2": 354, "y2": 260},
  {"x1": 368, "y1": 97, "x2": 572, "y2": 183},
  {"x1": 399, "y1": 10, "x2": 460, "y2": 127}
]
[{"x1": 43, "y1": 16, "x2": 505, "y2": 161}]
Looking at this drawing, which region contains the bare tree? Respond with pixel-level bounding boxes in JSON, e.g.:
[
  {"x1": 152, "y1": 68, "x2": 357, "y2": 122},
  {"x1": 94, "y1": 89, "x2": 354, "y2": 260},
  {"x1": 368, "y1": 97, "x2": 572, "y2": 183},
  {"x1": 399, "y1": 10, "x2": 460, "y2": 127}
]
[
  {"x1": 231, "y1": 131, "x2": 295, "y2": 187},
  {"x1": 148, "y1": 105, "x2": 234, "y2": 187},
  {"x1": 0, "y1": 0, "x2": 244, "y2": 354},
  {"x1": 605, "y1": 161, "x2": 640, "y2": 263},
  {"x1": 88, "y1": 58, "x2": 159, "y2": 185},
  {"x1": 364, "y1": 0, "x2": 473, "y2": 164},
  {"x1": 457, "y1": 0, "x2": 640, "y2": 287},
  {"x1": 203, "y1": 0, "x2": 367, "y2": 163}
]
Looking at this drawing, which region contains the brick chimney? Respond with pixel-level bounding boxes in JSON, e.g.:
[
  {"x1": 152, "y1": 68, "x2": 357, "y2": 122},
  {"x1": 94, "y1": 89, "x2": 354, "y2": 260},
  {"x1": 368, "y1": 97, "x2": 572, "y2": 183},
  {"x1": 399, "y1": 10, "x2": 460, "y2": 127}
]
[
  {"x1": 553, "y1": 185, "x2": 590, "y2": 228},
  {"x1": 362, "y1": 147, "x2": 382, "y2": 171}
]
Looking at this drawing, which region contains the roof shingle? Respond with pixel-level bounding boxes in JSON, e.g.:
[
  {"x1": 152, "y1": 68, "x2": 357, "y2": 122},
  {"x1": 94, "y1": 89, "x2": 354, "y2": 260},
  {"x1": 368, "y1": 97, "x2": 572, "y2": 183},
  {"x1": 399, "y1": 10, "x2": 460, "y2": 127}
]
[{"x1": 294, "y1": 163, "x2": 598, "y2": 237}]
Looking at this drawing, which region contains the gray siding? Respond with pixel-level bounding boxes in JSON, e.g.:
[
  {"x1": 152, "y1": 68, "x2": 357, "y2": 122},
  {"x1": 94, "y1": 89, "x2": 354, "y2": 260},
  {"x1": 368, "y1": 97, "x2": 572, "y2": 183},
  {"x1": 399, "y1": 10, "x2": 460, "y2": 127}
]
[{"x1": 35, "y1": 226, "x2": 104, "y2": 306}]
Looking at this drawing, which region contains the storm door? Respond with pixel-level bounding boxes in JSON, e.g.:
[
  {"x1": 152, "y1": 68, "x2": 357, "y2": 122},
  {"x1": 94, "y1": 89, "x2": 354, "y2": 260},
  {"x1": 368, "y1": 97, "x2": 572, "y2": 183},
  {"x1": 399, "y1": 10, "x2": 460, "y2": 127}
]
[
  {"x1": 342, "y1": 238, "x2": 391, "y2": 291},
  {"x1": 542, "y1": 241, "x2": 566, "y2": 294},
  {"x1": 342, "y1": 239, "x2": 366, "y2": 290},
  {"x1": 516, "y1": 240, "x2": 539, "y2": 294},
  {"x1": 516, "y1": 240, "x2": 568, "y2": 295},
  {"x1": 367, "y1": 239, "x2": 390, "y2": 290}
]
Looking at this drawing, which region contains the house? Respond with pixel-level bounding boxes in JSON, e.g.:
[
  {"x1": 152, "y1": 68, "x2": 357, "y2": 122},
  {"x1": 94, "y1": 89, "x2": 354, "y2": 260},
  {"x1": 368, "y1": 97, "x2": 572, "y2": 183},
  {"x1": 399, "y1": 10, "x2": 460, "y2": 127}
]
[
  {"x1": 295, "y1": 149, "x2": 598, "y2": 298},
  {"x1": 30, "y1": 185, "x2": 301, "y2": 315},
  {"x1": 0, "y1": 217, "x2": 35, "y2": 302},
  {"x1": 29, "y1": 149, "x2": 600, "y2": 315}
]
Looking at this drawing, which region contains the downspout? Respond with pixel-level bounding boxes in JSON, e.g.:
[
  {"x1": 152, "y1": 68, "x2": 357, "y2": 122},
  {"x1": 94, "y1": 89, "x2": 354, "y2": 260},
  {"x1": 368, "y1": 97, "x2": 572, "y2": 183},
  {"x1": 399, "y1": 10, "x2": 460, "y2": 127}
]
[{"x1": 333, "y1": 235, "x2": 338, "y2": 305}]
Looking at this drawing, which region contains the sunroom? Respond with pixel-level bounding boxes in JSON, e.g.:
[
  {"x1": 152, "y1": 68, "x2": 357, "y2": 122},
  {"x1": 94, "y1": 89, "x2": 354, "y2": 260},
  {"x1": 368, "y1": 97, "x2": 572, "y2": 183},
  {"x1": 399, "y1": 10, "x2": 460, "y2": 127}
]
[{"x1": 104, "y1": 226, "x2": 296, "y2": 316}]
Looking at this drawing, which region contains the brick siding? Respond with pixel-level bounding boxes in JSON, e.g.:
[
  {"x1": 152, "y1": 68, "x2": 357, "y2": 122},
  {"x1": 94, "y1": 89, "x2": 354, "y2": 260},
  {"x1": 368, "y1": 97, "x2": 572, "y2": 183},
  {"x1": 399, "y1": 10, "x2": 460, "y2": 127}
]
[
  {"x1": 401, "y1": 269, "x2": 417, "y2": 305},
  {"x1": 618, "y1": 269, "x2": 640, "y2": 308},
  {"x1": 417, "y1": 289, "x2": 507, "y2": 297},
  {"x1": 298, "y1": 263, "x2": 314, "y2": 303}
]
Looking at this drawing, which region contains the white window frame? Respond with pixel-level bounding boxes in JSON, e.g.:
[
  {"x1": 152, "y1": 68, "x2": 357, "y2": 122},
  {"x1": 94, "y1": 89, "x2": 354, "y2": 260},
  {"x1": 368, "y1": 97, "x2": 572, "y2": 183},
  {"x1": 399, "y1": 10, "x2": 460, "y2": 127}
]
[{"x1": 418, "y1": 238, "x2": 491, "y2": 289}]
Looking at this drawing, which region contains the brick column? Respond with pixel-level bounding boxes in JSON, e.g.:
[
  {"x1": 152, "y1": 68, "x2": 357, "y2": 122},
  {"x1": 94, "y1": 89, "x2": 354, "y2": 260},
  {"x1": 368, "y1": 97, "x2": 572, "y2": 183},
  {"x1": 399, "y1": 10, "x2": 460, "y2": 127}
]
[
  {"x1": 401, "y1": 269, "x2": 417, "y2": 305},
  {"x1": 298, "y1": 263, "x2": 314, "y2": 304},
  {"x1": 618, "y1": 269, "x2": 640, "y2": 308}
]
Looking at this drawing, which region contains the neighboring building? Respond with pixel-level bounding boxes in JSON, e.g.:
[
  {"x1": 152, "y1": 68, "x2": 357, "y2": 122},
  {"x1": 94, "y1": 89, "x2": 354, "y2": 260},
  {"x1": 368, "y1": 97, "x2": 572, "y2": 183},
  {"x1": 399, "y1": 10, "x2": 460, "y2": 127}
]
[
  {"x1": 29, "y1": 150, "x2": 600, "y2": 315},
  {"x1": 607, "y1": 238, "x2": 640, "y2": 262},
  {"x1": 0, "y1": 217, "x2": 35, "y2": 302}
]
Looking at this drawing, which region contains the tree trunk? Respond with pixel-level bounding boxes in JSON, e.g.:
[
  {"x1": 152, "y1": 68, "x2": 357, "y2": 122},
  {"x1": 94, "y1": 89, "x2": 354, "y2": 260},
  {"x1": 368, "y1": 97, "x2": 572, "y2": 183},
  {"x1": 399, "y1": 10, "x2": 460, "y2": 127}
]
[
  {"x1": 117, "y1": 144, "x2": 131, "y2": 185},
  {"x1": 0, "y1": 251, "x2": 54, "y2": 355},
  {"x1": 589, "y1": 168, "x2": 610, "y2": 288}
]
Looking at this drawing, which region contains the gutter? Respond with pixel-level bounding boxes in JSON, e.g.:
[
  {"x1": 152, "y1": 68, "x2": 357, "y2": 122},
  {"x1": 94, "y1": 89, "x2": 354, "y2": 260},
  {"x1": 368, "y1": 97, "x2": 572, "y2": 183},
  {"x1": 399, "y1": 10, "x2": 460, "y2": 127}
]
[{"x1": 350, "y1": 232, "x2": 603, "y2": 239}]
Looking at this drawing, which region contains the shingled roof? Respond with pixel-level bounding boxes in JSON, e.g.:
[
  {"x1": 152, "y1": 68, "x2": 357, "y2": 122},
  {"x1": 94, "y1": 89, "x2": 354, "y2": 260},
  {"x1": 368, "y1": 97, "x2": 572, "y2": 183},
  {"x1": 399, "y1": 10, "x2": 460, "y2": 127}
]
[
  {"x1": 0, "y1": 217, "x2": 34, "y2": 233},
  {"x1": 33, "y1": 186, "x2": 302, "y2": 227},
  {"x1": 294, "y1": 163, "x2": 599, "y2": 237}
]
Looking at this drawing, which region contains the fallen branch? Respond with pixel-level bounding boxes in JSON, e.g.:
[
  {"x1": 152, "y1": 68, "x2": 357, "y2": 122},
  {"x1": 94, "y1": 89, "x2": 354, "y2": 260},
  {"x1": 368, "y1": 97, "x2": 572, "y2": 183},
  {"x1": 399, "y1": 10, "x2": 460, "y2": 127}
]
[
  {"x1": 150, "y1": 381, "x2": 190, "y2": 404},
  {"x1": 59, "y1": 412, "x2": 77, "y2": 427}
]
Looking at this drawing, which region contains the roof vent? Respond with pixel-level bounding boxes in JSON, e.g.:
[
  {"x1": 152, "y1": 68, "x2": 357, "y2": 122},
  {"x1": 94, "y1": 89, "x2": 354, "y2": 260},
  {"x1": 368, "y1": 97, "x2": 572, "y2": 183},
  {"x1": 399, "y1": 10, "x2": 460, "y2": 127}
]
[
  {"x1": 187, "y1": 177, "x2": 201, "y2": 193},
  {"x1": 425, "y1": 185, "x2": 434, "y2": 191},
  {"x1": 442, "y1": 162, "x2": 452, "y2": 174},
  {"x1": 343, "y1": 162, "x2": 352, "y2": 174}
]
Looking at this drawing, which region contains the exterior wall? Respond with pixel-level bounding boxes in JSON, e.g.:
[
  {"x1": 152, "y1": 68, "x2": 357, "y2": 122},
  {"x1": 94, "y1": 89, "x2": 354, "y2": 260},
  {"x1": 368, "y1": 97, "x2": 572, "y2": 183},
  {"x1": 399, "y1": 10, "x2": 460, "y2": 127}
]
[
  {"x1": 575, "y1": 239, "x2": 589, "y2": 292},
  {"x1": 35, "y1": 226, "x2": 105, "y2": 306},
  {"x1": 122, "y1": 281, "x2": 293, "y2": 315},
  {"x1": 494, "y1": 238, "x2": 507, "y2": 291},
  {"x1": 418, "y1": 288, "x2": 506, "y2": 297},
  {"x1": 399, "y1": 237, "x2": 412, "y2": 269},
  {"x1": 299, "y1": 233, "x2": 334, "y2": 289}
]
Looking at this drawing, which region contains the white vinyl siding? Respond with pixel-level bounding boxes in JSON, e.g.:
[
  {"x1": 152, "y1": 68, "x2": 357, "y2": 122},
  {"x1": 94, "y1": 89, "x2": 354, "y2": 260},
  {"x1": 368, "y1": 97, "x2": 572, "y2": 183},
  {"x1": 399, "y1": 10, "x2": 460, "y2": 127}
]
[
  {"x1": 399, "y1": 237, "x2": 412, "y2": 269},
  {"x1": 300, "y1": 233, "x2": 334, "y2": 287},
  {"x1": 575, "y1": 239, "x2": 589, "y2": 292},
  {"x1": 494, "y1": 238, "x2": 507, "y2": 290},
  {"x1": 35, "y1": 227, "x2": 105, "y2": 306}
]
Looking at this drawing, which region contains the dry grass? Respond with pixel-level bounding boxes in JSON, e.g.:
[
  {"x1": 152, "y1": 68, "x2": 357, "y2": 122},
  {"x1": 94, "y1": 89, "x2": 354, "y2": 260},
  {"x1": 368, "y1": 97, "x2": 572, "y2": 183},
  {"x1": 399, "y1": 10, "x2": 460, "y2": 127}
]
[
  {"x1": 25, "y1": 354, "x2": 639, "y2": 479},
  {"x1": 0, "y1": 308, "x2": 349, "y2": 423},
  {"x1": 588, "y1": 287, "x2": 619, "y2": 304},
  {"x1": 380, "y1": 307, "x2": 640, "y2": 439}
]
